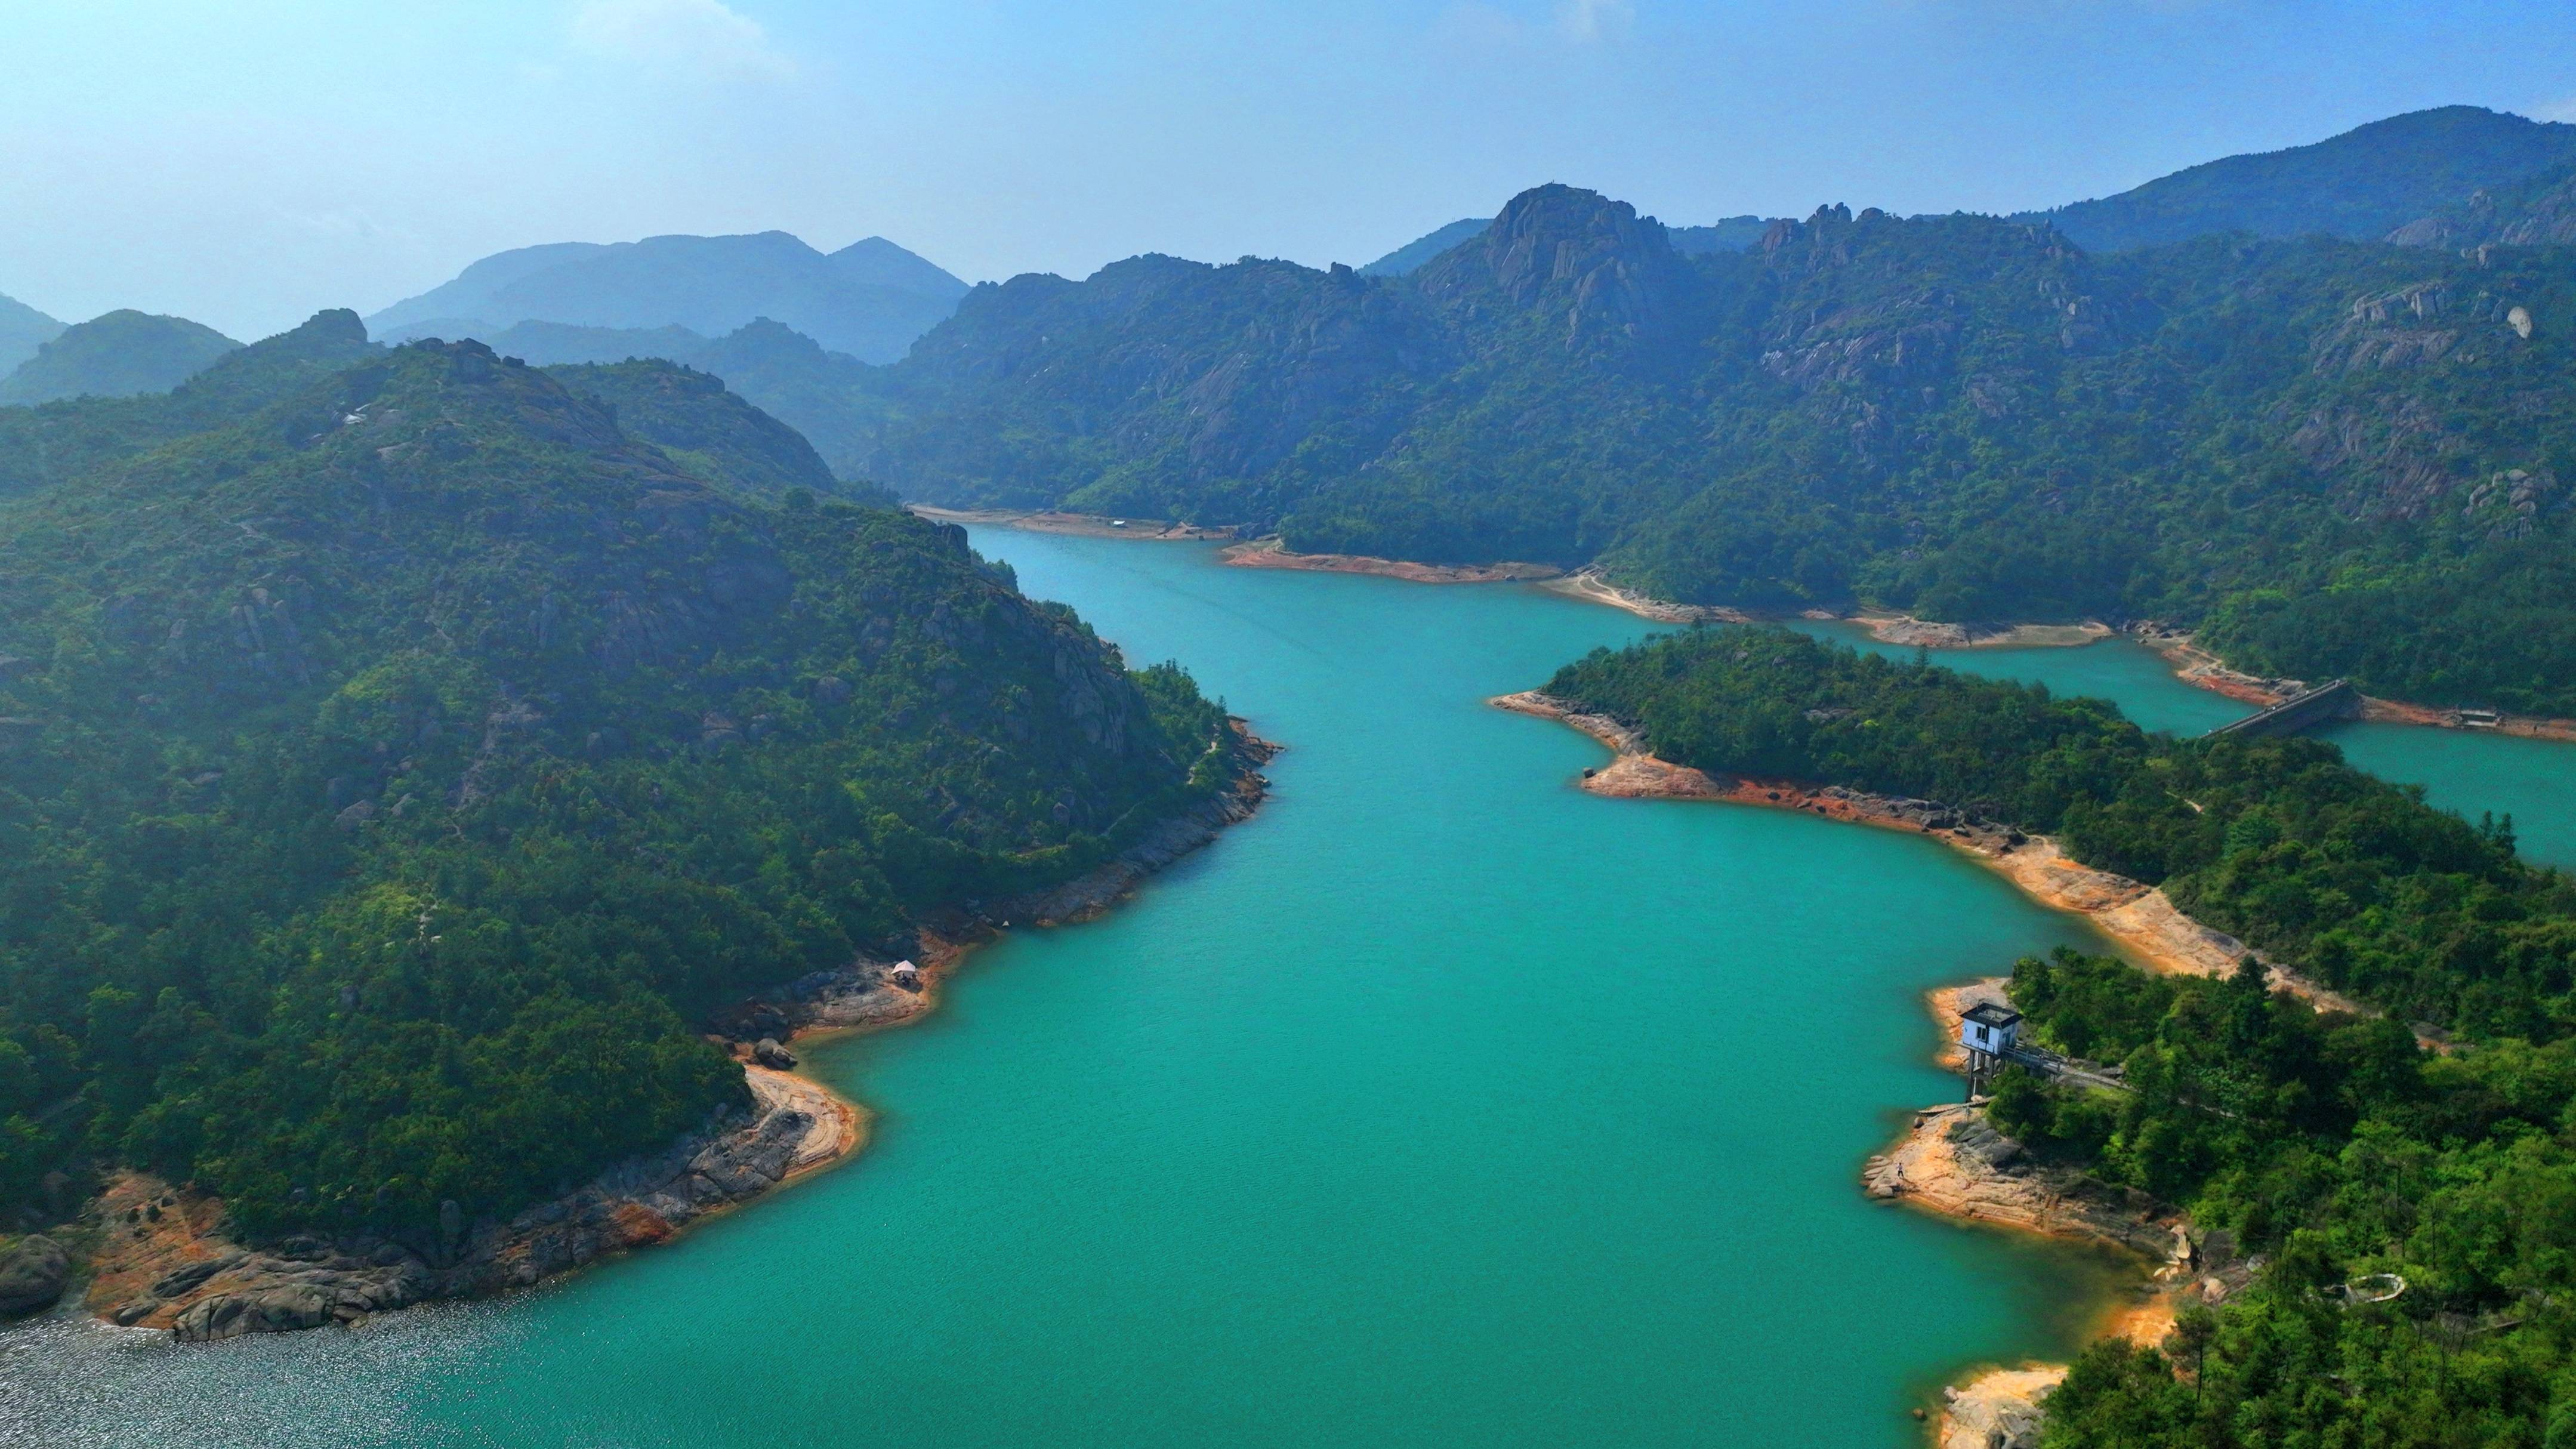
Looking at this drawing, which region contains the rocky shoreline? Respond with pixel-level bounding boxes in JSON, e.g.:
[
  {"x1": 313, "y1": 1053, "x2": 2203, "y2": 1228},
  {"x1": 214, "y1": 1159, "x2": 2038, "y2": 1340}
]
[
  {"x1": 64, "y1": 726, "x2": 1278, "y2": 1344},
  {"x1": 1881, "y1": 982, "x2": 2261, "y2": 1449},
  {"x1": 1217, "y1": 537, "x2": 1562, "y2": 584},
  {"x1": 1853, "y1": 613, "x2": 2113, "y2": 650},
  {"x1": 1489, "y1": 691, "x2": 2363, "y2": 1010}
]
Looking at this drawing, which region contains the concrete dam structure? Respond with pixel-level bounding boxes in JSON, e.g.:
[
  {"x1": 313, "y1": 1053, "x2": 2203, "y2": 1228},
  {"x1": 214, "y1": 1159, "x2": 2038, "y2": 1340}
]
[{"x1": 2207, "y1": 679, "x2": 2360, "y2": 739}]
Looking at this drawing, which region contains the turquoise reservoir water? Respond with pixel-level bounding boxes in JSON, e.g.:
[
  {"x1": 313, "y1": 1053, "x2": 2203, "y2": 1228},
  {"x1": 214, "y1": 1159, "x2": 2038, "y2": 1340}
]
[
  {"x1": 1796, "y1": 621, "x2": 2576, "y2": 870},
  {"x1": 5, "y1": 540, "x2": 2563, "y2": 1447}
]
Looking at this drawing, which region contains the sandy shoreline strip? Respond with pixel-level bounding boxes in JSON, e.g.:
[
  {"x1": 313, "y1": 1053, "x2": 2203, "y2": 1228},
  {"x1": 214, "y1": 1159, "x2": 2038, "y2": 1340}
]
[
  {"x1": 1488, "y1": 690, "x2": 2361, "y2": 1009},
  {"x1": 1217, "y1": 537, "x2": 1562, "y2": 584}
]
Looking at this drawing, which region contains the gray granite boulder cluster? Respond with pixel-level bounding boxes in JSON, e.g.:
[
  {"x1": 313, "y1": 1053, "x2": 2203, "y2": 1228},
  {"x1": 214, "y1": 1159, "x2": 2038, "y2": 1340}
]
[
  {"x1": 139, "y1": 1093, "x2": 824, "y2": 1342},
  {"x1": 0, "y1": 1235, "x2": 69, "y2": 1316},
  {"x1": 1817, "y1": 785, "x2": 2026, "y2": 850}
]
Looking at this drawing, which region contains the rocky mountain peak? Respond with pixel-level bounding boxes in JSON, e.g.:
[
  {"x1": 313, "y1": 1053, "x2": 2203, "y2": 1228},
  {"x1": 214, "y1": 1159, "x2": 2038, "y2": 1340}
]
[{"x1": 1415, "y1": 183, "x2": 1697, "y2": 346}]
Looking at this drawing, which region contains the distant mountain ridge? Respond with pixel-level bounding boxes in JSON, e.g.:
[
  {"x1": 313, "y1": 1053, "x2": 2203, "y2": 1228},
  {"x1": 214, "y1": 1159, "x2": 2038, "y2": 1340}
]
[
  {"x1": 1359, "y1": 211, "x2": 1774, "y2": 277},
  {"x1": 0, "y1": 294, "x2": 63, "y2": 376},
  {"x1": 2020, "y1": 105, "x2": 2576, "y2": 252},
  {"x1": 0, "y1": 309, "x2": 240, "y2": 406},
  {"x1": 369, "y1": 232, "x2": 968, "y2": 364}
]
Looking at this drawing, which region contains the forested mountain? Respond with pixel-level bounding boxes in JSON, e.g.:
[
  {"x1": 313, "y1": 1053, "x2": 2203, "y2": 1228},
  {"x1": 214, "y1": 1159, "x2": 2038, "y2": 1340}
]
[
  {"x1": 541, "y1": 357, "x2": 896, "y2": 506},
  {"x1": 0, "y1": 295, "x2": 63, "y2": 377},
  {"x1": 0, "y1": 309, "x2": 377, "y2": 501},
  {"x1": 0, "y1": 336, "x2": 1241, "y2": 1238},
  {"x1": 368, "y1": 232, "x2": 968, "y2": 364},
  {"x1": 818, "y1": 179, "x2": 2576, "y2": 713},
  {"x1": 2020, "y1": 105, "x2": 2576, "y2": 252},
  {"x1": 0, "y1": 309, "x2": 239, "y2": 406},
  {"x1": 388, "y1": 315, "x2": 891, "y2": 483}
]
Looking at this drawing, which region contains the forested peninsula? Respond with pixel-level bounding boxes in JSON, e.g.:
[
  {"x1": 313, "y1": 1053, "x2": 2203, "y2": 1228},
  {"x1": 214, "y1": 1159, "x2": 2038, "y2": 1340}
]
[
  {"x1": 1538, "y1": 627, "x2": 2576, "y2": 1445},
  {"x1": 0, "y1": 322, "x2": 1263, "y2": 1330}
]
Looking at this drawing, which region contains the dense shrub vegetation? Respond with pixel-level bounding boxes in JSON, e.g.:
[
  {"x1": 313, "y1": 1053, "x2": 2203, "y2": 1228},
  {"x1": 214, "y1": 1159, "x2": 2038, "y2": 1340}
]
[
  {"x1": 1542, "y1": 625, "x2": 2576, "y2": 1444},
  {"x1": 0, "y1": 338, "x2": 1238, "y2": 1241}
]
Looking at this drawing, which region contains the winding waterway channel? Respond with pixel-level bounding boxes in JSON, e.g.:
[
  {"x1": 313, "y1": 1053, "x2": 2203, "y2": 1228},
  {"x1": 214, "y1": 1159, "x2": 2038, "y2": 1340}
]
[{"x1": 5, "y1": 532, "x2": 2569, "y2": 1447}]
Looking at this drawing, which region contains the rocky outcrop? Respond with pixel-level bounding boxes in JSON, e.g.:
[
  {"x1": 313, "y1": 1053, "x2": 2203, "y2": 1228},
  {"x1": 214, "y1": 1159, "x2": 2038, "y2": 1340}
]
[
  {"x1": 1417, "y1": 184, "x2": 1699, "y2": 348},
  {"x1": 88, "y1": 1065, "x2": 856, "y2": 1342},
  {"x1": 0, "y1": 1235, "x2": 70, "y2": 1317},
  {"x1": 2389, "y1": 162, "x2": 2576, "y2": 251},
  {"x1": 1939, "y1": 1367, "x2": 2063, "y2": 1449},
  {"x1": 1853, "y1": 615, "x2": 2109, "y2": 650},
  {"x1": 1864, "y1": 1104, "x2": 2187, "y2": 1259}
]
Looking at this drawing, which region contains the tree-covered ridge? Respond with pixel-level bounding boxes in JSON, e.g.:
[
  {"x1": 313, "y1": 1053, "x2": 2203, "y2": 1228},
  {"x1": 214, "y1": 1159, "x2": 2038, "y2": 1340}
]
[
  {"x1": 1542, "y1": 628, "x2": 2573, "y2": 1037},
  {"x1": 1995, "y1": 949, "x2": 2576, "y2": 1449},
  {"x1": 2017, "y1": 104, "x2": 2576, "y2": 253},
  {"x1": 0, "y1": 308, "x2": 379, "y2": 502},
  {"x1": 541, "y1": 357, "x2": 894, "y2": 506},
  {"x1": 827, "y1": 182, "x2": 2576, "y2": 713},
  {"x1": 0, "y1": 294, "x2": 63, "y2": 377},
  {"x1": 0, "y1": 308, "x2": 241, "y2": 406},
  {"x1": 1541, "y1": 625, "x2": 2576, "y2": 1443},
  {"x1": 0, "y1": 338, "x2": 1240, "y2": 1241}
]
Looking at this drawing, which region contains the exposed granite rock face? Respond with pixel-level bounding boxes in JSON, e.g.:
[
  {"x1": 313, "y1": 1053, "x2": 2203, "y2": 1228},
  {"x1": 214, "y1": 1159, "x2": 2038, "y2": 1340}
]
[
  {"x1": 0, "y1": 1235, "x2": 70, "y2": 1316},
  {"x1": 1864, "y1": 1103, "x2": 2188, "y2": 1262},
  {"x1": 95, "y1": 1073, "x2": 845, "y2": 1343},
  {"x1": 2389, "y1": 164, "x2": 2576, "y2": 251},
  {"x1": 1939, "y1": 1367, "x2": 2062, "y2": 1449},
  {"x1": 1415, "y1": 184, "x2": 1701, "y2": 350},
  {"x1": 2309, "y1": 281, "x2": 2532, "y2": 377}
]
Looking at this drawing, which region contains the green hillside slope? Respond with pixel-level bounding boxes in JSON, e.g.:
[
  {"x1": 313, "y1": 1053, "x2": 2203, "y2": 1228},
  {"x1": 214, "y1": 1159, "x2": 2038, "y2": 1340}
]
[
  {"x1": 0, "y1": 294, "x2": 63, "y2": 377},
  {"x1": 0, "y1": 338, "x2": 1239, "y2": 1238},
  {"x1": 0, "y1": 309, "x2": 240, "y2": 406},
  {"x1": 0, "y1": 309, "x2": 377, "y2": 502}
]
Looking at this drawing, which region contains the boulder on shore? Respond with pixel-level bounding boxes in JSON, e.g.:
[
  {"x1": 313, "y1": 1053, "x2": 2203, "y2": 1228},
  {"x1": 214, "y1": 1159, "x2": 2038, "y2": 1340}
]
[{"x1": 0, "y1": 1235, "x2": 70, "y2": 1316}]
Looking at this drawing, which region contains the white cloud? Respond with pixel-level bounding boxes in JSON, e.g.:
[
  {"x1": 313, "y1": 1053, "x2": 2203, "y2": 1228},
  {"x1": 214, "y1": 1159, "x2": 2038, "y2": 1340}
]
[
  {"x1": 1556, "y1": 0, "x2": 1634, "y2": 42},
  {"x1": 568, "y1": 0, "x2": 794, "y2": 80}
]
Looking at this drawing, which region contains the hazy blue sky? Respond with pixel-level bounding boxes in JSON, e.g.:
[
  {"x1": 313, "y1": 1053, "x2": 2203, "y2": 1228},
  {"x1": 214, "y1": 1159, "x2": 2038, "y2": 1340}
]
[{"x1": 4, "y1": 0, "x2": 2574, "y2": 338}]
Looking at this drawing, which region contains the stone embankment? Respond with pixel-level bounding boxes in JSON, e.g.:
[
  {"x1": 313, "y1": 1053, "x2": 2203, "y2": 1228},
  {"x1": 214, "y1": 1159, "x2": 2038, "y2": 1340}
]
[{"x1": 73, "y1": 728, "x2": 1278, "y2": 1343}]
